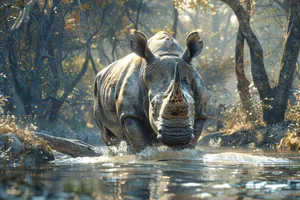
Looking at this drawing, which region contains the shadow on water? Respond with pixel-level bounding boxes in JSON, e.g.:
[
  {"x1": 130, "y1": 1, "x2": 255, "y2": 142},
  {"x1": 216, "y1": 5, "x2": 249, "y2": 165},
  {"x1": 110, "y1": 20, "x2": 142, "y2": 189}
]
[{"x1": 1, "y1": 144, "x2": 300, "y2": 199}]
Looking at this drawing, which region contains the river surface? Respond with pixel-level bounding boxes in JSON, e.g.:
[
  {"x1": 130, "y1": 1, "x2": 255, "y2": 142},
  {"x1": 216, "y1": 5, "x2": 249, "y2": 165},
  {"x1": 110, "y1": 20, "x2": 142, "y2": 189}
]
[{"x1": 1, "y1": 143, "x2": 300, "y2": 199}]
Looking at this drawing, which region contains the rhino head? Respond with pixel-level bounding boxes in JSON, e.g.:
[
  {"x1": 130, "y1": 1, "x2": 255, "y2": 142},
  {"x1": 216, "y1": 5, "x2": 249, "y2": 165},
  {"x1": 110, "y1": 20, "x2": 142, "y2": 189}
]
[{"x1": 131, "y1": 31, "x2": 203, "y2": 147}]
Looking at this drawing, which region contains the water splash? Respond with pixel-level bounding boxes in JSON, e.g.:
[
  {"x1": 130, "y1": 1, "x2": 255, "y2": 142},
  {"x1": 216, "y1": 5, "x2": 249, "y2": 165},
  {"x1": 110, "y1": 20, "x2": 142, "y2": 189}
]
[
  {"x1": 109, "y1": 141, "x2": 129, "y2": 156},
  {"x1": 137, "y1": 146, "x2": 204, "y2": 161},
  {"x1": 203, "y1": 152, "x2": 292, "y2": 165},
  {"x1": 54, "y1": 155, "x2": 110, "y2": 164},
  {"x1": 54, "y1": 141, "x2": 131, "y2": 164},
  {"x1": 53, "y1": 142, "x2": 293, "y2": 166}
]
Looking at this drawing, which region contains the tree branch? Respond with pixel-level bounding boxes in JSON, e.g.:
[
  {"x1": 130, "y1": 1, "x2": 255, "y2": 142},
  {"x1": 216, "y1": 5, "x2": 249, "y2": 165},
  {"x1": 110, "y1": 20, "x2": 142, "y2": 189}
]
[
  {"x1": 61, "y1": 48, "x2": 90, "y2": 100},
  {"x1": 135, "y1": 0, "x2": 143, "y2": 30}
]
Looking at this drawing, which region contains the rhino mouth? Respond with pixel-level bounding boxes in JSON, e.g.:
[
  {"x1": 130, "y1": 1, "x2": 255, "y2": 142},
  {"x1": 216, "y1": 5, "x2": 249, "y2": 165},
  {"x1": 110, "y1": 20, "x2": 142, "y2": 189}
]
[{"x1": 157, "y1": 125, "x2": 194, "y2": 146}]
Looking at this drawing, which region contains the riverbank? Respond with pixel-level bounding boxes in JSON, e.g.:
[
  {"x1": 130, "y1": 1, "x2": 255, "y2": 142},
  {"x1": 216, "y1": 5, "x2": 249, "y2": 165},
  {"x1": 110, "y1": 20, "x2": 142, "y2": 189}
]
[
  {"x1": 199, "y1": 99, "x2": 300, "y2": 151},
  {"x1": 198, "y1": 122, "x2": 292, "y2": 149}
]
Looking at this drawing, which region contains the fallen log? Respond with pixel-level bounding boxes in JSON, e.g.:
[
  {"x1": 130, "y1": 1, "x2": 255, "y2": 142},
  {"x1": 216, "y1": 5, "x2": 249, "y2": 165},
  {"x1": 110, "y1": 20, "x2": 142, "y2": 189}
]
[{"x1": 36, "y1": 133, "x2": 101, "y2": 157}]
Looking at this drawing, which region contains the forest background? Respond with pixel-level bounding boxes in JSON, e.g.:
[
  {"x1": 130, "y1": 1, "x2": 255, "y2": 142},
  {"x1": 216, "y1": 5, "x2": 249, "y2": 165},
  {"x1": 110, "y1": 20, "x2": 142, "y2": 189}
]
[{"x1": 0, "y1": 0, "x2": 299, "y2": 146}]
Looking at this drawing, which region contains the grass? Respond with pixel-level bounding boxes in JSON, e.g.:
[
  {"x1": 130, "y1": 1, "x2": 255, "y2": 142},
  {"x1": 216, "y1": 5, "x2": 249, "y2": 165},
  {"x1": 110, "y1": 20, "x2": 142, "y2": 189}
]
[
  {"x1": 278, "y1": 97, "x2": 300, "y2": 150},
  {"x1": 220, "y1": 99, "x2": 265, "y2": 135}
]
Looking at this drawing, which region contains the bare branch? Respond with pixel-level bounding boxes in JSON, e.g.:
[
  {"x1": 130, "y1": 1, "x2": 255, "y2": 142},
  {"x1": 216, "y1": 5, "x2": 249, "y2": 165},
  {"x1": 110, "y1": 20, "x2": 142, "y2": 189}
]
[
  {"x1": 36, "y1": 133, "x2": 101, "y2": 157},
  {"x1": 135, "y1": 0, "x2": 143, "y2": 30}
]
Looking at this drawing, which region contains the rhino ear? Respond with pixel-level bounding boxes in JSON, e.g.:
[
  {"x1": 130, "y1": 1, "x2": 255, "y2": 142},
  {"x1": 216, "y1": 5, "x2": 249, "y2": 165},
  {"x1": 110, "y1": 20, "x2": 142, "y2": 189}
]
[
  {"x1": 131, "y1": 30, "x2": 155, "y2": 63},
  {"x1": 182, "y1": 31, "x2": 203, "y2": 63}
]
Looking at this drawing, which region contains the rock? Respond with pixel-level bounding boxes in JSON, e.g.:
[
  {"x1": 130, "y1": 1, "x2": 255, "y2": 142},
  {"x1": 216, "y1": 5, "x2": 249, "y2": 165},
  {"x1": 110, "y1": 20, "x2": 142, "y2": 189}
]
[
  {"x1": 0, "y1": 132, "x2": 54, "y2": 167},
  {"x1": 0, "y1": 133, "x2": 24, "y2": 158},
  {"x1": 259, "y1": 122, "x2": 289, "y2": 147}
]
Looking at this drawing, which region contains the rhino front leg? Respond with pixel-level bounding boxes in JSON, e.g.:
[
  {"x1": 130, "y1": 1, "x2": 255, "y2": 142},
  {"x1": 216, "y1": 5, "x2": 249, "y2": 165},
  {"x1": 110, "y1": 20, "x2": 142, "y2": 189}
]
[
  {"x1": 189, "y1": 118, "x2": 206, "y2": 147},
  {"x1": 123, "y1": 118, "x2": 152, "y2": 153}
]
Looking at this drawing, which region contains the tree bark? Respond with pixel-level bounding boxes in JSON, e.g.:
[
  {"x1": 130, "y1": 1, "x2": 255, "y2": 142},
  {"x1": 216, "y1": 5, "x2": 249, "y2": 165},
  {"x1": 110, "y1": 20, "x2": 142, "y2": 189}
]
[
  {"x1": 265, "y1": 0, "x2": 300, "y2": 124},
  {"x1": 235, "y1": 26, "x2": 255, "y2": 120}
]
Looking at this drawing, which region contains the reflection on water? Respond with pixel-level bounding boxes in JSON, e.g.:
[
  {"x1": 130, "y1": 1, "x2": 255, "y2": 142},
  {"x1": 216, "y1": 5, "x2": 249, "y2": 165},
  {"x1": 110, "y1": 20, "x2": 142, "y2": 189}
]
[{"x1": 1, "y1": 146, "x2": 300, "y2": 199}]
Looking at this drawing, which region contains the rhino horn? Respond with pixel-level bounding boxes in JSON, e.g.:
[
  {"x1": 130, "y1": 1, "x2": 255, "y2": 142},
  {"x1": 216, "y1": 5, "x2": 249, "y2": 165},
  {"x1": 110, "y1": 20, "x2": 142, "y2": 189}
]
[
  {"x1": 162, "y1": 63, "x2": 190, "y2": 119},
  {"x1": 169, "y1": 63, "x2": 184, "y2": 102}
]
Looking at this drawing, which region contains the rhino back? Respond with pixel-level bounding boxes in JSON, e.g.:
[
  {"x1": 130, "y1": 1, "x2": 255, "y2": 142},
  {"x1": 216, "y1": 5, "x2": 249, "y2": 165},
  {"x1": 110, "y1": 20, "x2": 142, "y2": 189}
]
[{"x1": 94, "y1": 53, "x2": 147, "y2": 137}]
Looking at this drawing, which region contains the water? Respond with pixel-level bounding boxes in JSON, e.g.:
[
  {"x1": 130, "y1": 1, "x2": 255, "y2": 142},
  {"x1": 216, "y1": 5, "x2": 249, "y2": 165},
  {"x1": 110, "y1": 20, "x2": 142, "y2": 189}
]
[{"x1": 1, "y1": 144, "x2": 300, "y2": 199}]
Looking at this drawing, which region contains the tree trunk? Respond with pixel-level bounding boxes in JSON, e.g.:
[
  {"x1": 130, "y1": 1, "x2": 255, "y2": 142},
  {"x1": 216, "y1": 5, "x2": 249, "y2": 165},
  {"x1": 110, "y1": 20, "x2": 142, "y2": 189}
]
[
  {"x1": 89, "y1": 47, "x2": 98, "y2": 74},
  {"x1": 235, "y1": 26, "x2": 255, "y2": 120},
  {"x1": 172, "y1": 3, "x2": 179, "y2": 38},
  {"x1": 265, "y1": 0, "x2": 300, "y2": 124},
  {"x1": 211, "y1": 1, "x2": 220, "y2": 58},
  {"x1": 47, "y1": 39, "x2": 61, "y2": 97},
  {"x1": 234, "y1": 0, "x2": 255, "y2": 121},
  {"x1": 29, "y1": 36, "x2": 44, "y2": 115},
  {"x1": 220, "y1": 0, "x2": 273, "y2": 123}
]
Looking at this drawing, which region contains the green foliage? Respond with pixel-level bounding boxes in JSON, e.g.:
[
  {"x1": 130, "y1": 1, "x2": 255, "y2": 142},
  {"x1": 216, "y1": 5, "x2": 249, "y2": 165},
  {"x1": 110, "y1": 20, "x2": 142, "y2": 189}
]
[{"x1": 173, "y1": 0, "x2": 213, "y2": 11}]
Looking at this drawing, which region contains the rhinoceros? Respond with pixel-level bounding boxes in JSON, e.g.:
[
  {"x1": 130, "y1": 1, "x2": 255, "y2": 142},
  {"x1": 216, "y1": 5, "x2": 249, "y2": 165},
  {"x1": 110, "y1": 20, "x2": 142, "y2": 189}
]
[{"x1": 94, "y1": 31, "x2": 207, "y2": 153}]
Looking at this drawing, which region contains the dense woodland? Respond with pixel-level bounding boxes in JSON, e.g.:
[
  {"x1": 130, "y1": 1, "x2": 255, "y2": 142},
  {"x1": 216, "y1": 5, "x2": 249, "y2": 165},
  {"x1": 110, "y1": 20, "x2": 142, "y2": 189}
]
[{"x1": 0, "y1": 0, "x2": 299, "y2": 136}]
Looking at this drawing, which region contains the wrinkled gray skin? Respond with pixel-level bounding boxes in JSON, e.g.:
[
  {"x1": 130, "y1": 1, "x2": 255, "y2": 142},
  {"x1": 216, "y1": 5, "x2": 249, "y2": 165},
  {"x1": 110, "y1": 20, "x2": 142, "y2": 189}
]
[{"x1": 94, "y1": 31, "x2": 207, "y2": 153}]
